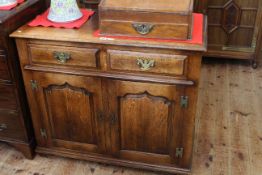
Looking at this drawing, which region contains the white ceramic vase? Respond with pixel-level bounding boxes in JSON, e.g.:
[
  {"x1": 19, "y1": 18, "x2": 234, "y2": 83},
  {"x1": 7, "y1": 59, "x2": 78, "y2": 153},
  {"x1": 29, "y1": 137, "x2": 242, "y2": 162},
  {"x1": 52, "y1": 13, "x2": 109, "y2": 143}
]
[
  {"x1": 0, "y1": 0, "x2": 16, "y2": 7},
  {"x1": 47, "y1": 0, "x2": 83, "y2": 23}
]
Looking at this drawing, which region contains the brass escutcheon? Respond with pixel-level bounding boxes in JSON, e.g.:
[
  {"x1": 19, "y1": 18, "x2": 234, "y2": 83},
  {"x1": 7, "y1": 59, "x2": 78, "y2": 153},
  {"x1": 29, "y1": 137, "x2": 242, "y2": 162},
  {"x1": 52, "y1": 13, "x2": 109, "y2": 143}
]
[
  {"x1": 132, "y1": 23, "x2": 154, "y2": 35},
  {"x1": 53, "y1": 51, "x2": 71, "y2": 63}
]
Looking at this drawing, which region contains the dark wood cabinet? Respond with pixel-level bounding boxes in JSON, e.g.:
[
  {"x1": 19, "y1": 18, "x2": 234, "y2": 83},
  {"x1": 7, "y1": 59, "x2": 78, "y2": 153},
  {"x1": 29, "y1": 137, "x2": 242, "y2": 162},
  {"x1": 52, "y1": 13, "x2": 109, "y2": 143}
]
[
  {"x1": 12, "y1": 14, "x2": 206, "y2": 174},
  {"x1": 194, "y1": 0, "x2": 262, "y2": 67},
  {"x1": 0, "y1": 0, "x2": 44, "y2": 158}
]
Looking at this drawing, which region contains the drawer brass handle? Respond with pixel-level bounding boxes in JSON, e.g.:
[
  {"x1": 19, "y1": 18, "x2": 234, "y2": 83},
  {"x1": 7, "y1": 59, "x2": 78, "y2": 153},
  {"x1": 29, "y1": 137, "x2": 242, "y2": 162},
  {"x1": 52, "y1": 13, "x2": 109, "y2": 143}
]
[
  {"x1": 0, "y1": 124, "x2": 7, "y2": 132},
  {"x1": 53, "y1": 51, "x2": 71, "y2": 63},
  {"x1": 137, "y1": 58, "x2": 155, "y2": 71},
  {"x1": 132, "y1": 23, "x2": 154, "y2": 35}
]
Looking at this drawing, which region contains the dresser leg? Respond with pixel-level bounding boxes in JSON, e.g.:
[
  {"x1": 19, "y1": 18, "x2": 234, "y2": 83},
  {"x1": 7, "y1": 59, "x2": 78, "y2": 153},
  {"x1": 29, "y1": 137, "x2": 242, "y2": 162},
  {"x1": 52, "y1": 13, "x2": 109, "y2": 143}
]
[{"x1": 7, "y1": 139, "x2": 36, "y2": 159}]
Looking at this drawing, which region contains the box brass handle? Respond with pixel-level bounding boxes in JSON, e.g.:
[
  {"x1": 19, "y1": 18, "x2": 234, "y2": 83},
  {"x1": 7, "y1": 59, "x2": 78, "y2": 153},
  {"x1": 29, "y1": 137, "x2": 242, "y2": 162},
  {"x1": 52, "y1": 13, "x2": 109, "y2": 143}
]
[
  {"x1": 0, "y1": 124, "x2": 7, "y2": 132},
  {"x1": 132, "y1": 23, "x2": 154, "y2": 35},
  {"x1": 137, "y1": 58, "x2": 155, "y2": 71},
  {"x1": 53, "y1": 51, "x2": 71, "y2": 63}
]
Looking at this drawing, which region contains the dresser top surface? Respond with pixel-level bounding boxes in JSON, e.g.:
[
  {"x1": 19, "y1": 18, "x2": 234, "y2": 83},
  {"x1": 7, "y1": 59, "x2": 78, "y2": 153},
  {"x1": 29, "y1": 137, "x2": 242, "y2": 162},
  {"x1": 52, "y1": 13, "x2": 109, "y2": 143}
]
[
  {"x1": 11, "y1": 14, "x2": 207, "y2": 52},
  {"x1": 99, "y1": 0, "x2": 193, "y2": 13},
  {"x1": 0, "y1": 0, "x2": 39, "y2": 24}
]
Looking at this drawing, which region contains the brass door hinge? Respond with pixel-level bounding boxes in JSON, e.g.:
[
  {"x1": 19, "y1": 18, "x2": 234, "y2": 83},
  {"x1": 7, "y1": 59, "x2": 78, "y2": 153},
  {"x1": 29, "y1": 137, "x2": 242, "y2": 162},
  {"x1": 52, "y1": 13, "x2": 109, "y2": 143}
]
[
  {"x1": 30, "y1": 80, "x2": 38, "y2": 90},
  {"x1": 176, "y1": 148, "x2": 184, "y2": 158},
  {"x1": 180, "y1": 96, "x2": 188, "y2": 108},
  {"x1": 40, "y1": 128, "x2": 47, "y2": 138}
]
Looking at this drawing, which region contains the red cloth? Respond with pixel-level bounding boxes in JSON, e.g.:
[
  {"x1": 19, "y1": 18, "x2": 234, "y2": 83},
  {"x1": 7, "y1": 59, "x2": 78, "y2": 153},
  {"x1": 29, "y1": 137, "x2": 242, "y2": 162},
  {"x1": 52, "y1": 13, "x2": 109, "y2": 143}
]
[
  {"x1": 28, "y1": 9, "x2": 95, "y2": 29},
  {"x1": 94, "y1": 13, "x2": 204, "y2": 45},
  {"x1": 0, "y1": 0, "x2": 24, "y2": 11}
]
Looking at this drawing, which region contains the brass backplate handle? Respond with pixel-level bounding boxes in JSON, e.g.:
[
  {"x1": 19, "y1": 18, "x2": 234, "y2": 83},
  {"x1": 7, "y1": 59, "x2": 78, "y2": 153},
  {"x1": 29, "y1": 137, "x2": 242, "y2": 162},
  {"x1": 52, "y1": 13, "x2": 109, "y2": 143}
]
[
  {"x1": 132, "y1": 23, "x2": 154, "y2": 35},
  {"x1": 137, "y1": 58, "x2": 155, "y2": 71},
  {"x1": 53, "y1": 51, "x2": 71, "y2": 63}
]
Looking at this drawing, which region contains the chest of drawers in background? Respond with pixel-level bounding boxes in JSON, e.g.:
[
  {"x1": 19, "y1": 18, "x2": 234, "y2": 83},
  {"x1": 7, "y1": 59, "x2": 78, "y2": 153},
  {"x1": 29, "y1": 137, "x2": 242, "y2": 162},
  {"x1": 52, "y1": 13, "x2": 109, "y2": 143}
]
[
  {"x1": 0, "y1": 0, "x2": 44, "y2": 158},
  {"x1": 194, "y1": 0, "x2": 262, "y2": 68}
]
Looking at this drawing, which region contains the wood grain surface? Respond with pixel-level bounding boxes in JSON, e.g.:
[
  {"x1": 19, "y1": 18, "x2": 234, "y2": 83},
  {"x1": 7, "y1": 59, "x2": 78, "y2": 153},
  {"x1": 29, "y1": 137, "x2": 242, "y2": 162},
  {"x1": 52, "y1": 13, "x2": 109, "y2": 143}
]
[{"x1": 0, "y1": 58, "x2": 261, "y2": 175}]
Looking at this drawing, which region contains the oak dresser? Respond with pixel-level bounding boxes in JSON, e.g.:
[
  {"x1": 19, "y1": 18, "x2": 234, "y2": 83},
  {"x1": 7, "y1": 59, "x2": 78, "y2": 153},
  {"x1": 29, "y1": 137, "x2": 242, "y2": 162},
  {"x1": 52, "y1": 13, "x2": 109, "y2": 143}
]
[
  {"x1": 0, "y1": 0, "x2": 44, "y2": 159},
  {"x1": 11, "y1": 14, "x2": 207, "y2": 174}
]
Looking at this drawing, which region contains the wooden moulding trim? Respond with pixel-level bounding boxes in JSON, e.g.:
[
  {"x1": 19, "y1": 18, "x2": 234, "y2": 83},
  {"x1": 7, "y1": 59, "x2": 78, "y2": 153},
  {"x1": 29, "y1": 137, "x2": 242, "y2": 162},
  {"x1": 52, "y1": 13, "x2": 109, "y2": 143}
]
[
  {"x1": 99, "y1": 8, "x2": 192, "y2": 15},
  {"x1": 36, "y1": 147, "x2": 191, "y2": 175},
  {"x1": 205, "y1": 50, "x2": 253, "y2": 60},
  {"x1": 24, "y1": 65, "x2": 195, "y2": 86},
  {"x1": 99, "y1": 11, "x2": 191, "y2": 23}
]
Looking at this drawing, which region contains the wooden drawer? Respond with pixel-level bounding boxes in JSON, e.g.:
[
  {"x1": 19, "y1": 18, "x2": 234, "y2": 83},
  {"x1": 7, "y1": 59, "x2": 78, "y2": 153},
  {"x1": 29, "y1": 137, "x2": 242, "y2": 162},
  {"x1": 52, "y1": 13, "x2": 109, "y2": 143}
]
[
  {"x1": 107, "y1": 50, "x2": 187, "y2": 76},
  {"x1": 0, "y1": 109, "x2": 25, "y2": 140},
  {"x1": 0, "y1": 50, "x2": 11, "y2": 81},
  {"x1": 100, "y1": 20, "x2": 191, "y2": 40},
  {"x1": 28, "y1": 44, "x2": 100, "y2": 69},
  {"x1": 0, "y1": 84, "x2": 17, "y2": 110}
]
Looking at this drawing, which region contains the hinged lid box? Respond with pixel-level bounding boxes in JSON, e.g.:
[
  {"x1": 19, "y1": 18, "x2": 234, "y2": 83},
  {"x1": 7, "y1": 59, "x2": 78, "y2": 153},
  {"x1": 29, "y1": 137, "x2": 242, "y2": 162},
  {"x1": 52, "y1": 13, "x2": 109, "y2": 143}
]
[{"x1": 99, "y1": 0, "x2": 194, "y2": 40}]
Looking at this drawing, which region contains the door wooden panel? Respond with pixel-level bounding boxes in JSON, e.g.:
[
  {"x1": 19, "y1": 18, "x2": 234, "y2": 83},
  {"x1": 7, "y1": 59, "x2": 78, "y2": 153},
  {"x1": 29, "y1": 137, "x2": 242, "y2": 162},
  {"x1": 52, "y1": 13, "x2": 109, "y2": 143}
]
[
  {"x1": 45, "y1": 83, "x2": 97, "y2": 144},
  {"x1": 31, "y1": 72, "x2": 106, "y2": 153},
  {"x1": 120, "y1": 93, "x2": 170, "y2": 155},
  {"x1": 106, "y1": 79, "x2": 185, "y2": 166}
]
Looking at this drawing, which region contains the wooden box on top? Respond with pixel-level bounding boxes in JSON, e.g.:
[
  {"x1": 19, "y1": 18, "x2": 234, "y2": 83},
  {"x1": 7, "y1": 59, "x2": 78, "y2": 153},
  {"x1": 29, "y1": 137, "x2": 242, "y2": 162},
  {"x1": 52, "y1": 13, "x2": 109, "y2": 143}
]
[{"x1": 99, "y1": 0, "x2": 194, "y2": 40}]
